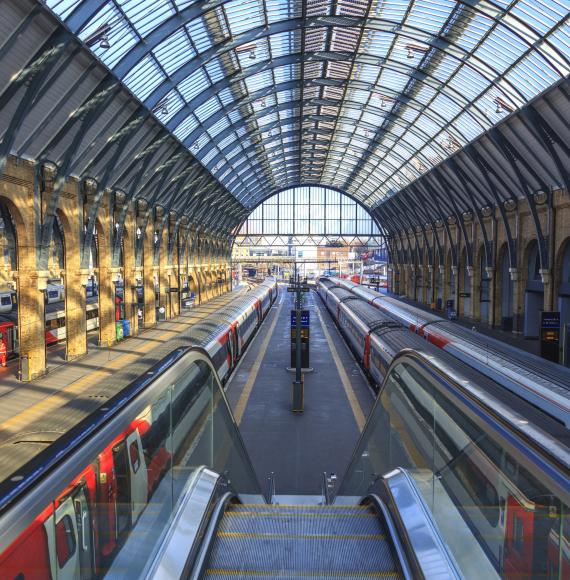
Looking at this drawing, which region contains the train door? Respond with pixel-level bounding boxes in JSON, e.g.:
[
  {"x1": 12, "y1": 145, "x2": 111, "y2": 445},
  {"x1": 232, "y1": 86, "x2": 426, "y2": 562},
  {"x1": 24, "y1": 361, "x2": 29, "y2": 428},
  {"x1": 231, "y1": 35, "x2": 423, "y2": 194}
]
[
  {"x1": 227, "y1": 328, "x2": 235, "y2": 366},
  {"x1": 53, "y1": 497, "x2": 80, "y2": 580},
  {"x1": 73, "y1": 484, "x2": 94, "y2": 580},
  {"x1": 126, "y1": 430, "x2": 148, "y2": 524},
  {"x1": 112, "y1": 441, "x2": 132, "y2": 537}
]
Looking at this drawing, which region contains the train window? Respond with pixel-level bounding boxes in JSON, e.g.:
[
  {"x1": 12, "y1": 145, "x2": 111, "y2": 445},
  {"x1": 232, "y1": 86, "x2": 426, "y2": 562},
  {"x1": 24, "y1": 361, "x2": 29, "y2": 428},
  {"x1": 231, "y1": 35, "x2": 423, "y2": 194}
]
[
  {"x1": 55, "y1": 515, "x2": 76, "y2": 568},
  {"x1": 1, "y1": 296, "x2": 11, "y2": 306},
  {"x1": 129, "y1": 441, "x2": 140, "y2": 473}
]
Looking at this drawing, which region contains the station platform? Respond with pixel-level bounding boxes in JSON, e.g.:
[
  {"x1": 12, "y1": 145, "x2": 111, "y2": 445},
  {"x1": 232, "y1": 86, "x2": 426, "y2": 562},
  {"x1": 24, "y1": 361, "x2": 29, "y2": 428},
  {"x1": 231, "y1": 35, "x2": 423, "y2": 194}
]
[
  {"x1": 226, "y1": 287, "x2": 374, "y2": 496},
  {"x1": 0, "y1": 288, "x2": 247, "y2": 480}
]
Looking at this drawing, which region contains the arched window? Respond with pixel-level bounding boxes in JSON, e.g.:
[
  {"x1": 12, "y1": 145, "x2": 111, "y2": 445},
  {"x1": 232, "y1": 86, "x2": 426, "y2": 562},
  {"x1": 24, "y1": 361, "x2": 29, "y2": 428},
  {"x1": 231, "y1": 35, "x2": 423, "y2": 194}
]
[{"x1": 237, "y1": 186, "x2": 383, "y2": 247}]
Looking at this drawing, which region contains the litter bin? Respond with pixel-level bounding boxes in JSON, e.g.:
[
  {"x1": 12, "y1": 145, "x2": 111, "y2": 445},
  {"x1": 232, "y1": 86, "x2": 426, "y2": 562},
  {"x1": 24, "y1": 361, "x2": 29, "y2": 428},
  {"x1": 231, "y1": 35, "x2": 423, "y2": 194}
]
[
  {"x1": 115, "y1": 321, "x2": 124, "y2": 341},
  {"x1": 122, "y1": 319, "x2": 131, "y2": 337},
  {"x1": 157, "y1": 306, "x2": 166, "y2": 321}
]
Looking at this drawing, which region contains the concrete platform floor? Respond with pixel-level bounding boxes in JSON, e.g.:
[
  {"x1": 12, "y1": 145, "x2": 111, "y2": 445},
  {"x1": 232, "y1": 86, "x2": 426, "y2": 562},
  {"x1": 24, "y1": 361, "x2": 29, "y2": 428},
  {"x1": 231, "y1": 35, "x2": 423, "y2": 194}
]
[
  {"x1": 226, "y1": 287, "x2": 375, "y2": 497},
  {"x1": 0, "y1": 289, "x2": 247, "y2": 480}
]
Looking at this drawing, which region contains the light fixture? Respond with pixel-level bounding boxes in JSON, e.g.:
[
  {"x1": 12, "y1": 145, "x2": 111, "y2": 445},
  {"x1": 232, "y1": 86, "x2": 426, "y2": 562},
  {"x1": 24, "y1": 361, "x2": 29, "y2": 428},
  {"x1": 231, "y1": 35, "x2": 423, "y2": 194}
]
[
  {"x1": 495, "y1": 103, "x2": 502, "y2": 114},
  {"x1": 260, "y1": 99, "x2": 266, "y2": 108},
  {"x1": 99, "y1": 36, "x2": 110, "y2": 50},
  {"x1": 161, "y1": 105, "x2": 168, "y2": 115},
  {"x1": 193, "y1": 143, "x2": 199, "y2": 151},
  {"x1": 406, "y1": 48, "x2": 414, "y2": 59},
  {"x1": 249, "y1": 49, "x2": 256, "y2": 60}
]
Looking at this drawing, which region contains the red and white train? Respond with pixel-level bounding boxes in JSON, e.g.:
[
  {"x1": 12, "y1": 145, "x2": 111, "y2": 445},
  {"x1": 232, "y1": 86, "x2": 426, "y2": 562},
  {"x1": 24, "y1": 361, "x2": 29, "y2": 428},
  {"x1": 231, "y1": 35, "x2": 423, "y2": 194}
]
[
  {"x1": 326, "y1": 276, "x2": 570, "y2": 428},
  {"x1": 0, "y1": 279, "x2": 278, "y2": 578},
  {"x1": 318, "y1": 277, "x2": 569, "y2": 579}
]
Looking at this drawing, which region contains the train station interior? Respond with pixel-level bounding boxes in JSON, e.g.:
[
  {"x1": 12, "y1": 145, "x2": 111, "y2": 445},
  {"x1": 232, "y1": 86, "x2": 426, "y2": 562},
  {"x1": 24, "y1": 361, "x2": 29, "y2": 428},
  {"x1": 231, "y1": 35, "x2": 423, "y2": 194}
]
[{"x1": 0, "y1": 0, "x2": 569, "y2": 578}]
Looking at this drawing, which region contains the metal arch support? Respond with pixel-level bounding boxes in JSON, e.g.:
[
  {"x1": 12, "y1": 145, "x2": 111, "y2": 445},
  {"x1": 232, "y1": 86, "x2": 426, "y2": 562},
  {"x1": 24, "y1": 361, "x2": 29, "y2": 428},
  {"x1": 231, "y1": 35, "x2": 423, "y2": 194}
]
[
  {"x1": 523, "y1": 105, "x2": 570, "y2": 198},
  {"x1": 162, "y1": 53, "x2": 474, "y2": 133},
  {"x1": 0, "y1": 29, "x2": 74, "y2": 180},
  {"x1": 40, "y1": 78, "x2": 123, "y2": 270},
  {"x1": 392, "y1": 195, "x2": 424, "y2": 267},
  {"x1": 415, "y1": 178, "x2": 451, "y2": 269},
  {"x1": 110, "y1": 141, "x2": 180, "y2": 265},
  {"x1": 109, "y1": 11, "x2": 526, "y2": 113},
  {"x1": 403, "y1": 186, "x2": 438, "y2": 267},
  {"x1": 382, "y1": 203, "x2": 413, "y2": 264},
  {"x1": 463, "y1": 145, "x2": 517, "y2": 270},
  {"x1": 434, "y1": 159, "x2": 495, "y2": 268},
  {"x1": 488, "y1": 127, "x2": 550, "y2": 271},
  {"x1": 186, "y1": 81, "x2": 464, "y2": 167}
]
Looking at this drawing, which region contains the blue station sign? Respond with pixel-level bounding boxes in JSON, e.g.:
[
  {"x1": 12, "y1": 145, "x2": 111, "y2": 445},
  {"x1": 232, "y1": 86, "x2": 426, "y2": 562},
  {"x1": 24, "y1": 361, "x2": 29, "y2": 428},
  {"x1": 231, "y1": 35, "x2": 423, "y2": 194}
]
[{"x1": 291, "y1": 310, "x2": 310, "y2": 327}]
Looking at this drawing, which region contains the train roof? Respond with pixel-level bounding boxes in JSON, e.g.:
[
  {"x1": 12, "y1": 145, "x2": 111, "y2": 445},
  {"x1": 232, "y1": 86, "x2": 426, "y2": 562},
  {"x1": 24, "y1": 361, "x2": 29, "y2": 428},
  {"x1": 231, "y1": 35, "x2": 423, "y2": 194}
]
[
  {"x1": 343, "y1": 299, "x2": 402, "y2": 330},
  {"x1": 328, "y1": 287, "x2": 358, "y2": 302}
]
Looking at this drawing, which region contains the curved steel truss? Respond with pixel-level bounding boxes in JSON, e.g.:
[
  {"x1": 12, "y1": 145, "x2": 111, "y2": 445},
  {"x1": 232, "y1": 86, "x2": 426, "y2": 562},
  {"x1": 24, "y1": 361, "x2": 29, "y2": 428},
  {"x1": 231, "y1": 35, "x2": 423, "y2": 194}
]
[{"x1": 44, "y1": 0, "x2": 569, "y2": 209}]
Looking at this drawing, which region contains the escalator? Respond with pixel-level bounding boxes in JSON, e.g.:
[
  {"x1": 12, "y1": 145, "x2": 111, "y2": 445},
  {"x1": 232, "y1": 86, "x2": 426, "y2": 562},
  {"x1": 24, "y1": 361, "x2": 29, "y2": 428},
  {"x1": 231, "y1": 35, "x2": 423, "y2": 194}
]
[
  {"x1": 205, "y1": 503, "x2": 402, "y2": 579},
  {"x1": 1, "y1": 348, "x2": 568, "y2": 579}
]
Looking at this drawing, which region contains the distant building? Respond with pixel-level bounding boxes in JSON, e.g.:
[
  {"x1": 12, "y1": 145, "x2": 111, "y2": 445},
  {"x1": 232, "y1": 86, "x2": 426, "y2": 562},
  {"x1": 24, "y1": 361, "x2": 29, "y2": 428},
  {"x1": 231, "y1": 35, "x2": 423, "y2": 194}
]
[{"x1": 316, "y1": 244, "x2": 351, "y2": 264}]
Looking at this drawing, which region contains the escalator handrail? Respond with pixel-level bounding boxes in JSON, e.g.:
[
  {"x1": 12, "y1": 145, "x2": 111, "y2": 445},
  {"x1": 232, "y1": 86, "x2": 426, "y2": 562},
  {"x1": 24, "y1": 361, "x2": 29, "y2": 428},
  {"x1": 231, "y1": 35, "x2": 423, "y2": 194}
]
[
  {"x1": 381, "y1": 469, "x2": 462, "y2": 580},
  {"x1": 144, "y1": 467, "x2": 223, "y2": 579},
  {"x1": 363, "y1": 494, "x2": 414, "y2": 580},
  {"x1": 189, "y1": 491, "x2": 237, "y2": 580},
  {"x1": 334, "y1": 349, "x2": 570, "y2": 504}
]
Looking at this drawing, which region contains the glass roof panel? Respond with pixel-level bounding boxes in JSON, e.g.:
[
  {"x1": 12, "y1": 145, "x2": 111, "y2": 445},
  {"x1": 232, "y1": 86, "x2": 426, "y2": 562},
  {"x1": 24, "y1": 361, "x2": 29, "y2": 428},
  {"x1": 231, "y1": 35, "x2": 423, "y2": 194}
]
[{"x1": 48, "y1": 0, "x2": 570, "y2": 209}]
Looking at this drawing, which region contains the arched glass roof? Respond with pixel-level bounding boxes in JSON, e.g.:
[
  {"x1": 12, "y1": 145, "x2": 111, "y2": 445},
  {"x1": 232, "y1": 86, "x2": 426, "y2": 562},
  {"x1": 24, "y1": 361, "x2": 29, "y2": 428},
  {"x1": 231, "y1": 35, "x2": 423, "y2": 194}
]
[{"x1": 46, "y1": 0, "x2": 570, "y2": 210}]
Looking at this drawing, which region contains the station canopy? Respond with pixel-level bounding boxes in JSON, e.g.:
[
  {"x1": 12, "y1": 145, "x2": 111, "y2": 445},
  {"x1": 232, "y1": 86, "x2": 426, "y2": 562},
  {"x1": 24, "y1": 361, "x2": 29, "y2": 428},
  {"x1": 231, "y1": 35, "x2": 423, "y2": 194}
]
[{"x1": 31, "y1": 0, "x2": 570, "y2": 224}]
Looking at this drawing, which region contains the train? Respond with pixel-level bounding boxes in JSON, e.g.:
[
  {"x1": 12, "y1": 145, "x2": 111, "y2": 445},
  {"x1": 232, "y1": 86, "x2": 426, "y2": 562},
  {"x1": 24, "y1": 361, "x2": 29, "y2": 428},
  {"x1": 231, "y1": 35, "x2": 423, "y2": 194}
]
[
  {"x1": 317, "y1": 277, "x2": 569, "y2": 578},
  {"x1": 324, "y1": 276, "x2": 570, "y2": 428},
  {"x1": 0, "y1": 278, "x2": 278, "y2": 578}
]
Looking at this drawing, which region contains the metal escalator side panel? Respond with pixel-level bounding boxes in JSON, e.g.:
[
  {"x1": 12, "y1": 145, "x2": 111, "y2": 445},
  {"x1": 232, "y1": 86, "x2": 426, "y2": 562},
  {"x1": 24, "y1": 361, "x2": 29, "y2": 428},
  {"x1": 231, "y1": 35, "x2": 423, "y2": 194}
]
[{"x1": 381, "y1": 471, "x2": 462, "y2": 579}]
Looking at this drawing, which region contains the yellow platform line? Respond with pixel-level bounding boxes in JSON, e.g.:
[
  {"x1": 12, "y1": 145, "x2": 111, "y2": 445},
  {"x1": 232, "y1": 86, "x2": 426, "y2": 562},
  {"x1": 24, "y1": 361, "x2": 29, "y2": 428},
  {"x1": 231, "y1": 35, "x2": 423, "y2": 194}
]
[
  {"x1": 1, "y1": 293, "x2": 240, "y2": 435},
  {"x1": 218, "y1": 532, "x2": 386, "y2": 540},
  {"x1": 236, "y1": 504, "x2": 367, "y2": 509},
  {"x1": 206, "y1": 570, "x2": 400, "y2": 578},
  {"x1": 224, "y1": 512, "x2": 376, "y2": 518},
  {"x1": 315, "y1": 306, "x2": 366, "y2": 432},
  {"x1": 234, "y1": 297, "x2": 284, "y2": 425}
]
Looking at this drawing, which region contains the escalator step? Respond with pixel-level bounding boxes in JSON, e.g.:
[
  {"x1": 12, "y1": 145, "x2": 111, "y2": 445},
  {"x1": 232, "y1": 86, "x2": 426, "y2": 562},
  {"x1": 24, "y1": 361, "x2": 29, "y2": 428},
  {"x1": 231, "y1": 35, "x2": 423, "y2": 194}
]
[
  {"x1": 208, "y1": 534, "x2": 397, "y2": 573},
  {"x1": 205, "y1": 571, "x2": 401, "y2": 579},
  {"x1": 220, "y1": 511, "x2": 385, "y2": 537},
  {"x1": 230, "y1": 504, "x2": 369, "y2": 516}
]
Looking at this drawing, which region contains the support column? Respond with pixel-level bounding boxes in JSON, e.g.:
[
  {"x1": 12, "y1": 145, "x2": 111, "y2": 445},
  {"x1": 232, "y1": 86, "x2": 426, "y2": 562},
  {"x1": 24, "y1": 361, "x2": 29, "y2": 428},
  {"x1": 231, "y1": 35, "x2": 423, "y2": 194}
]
[
  {"x1": 158, "y1": 231, "x2": 169, "y2": 320},
  {"x1": 541, "y1": 269, "x2": 553, "y2": 312},
  {"x1": 466, "y1": 267, "x2": 475, "y2": 319},
  {"x1": 486, "y1": 267, "x2": 496, "y2": 327},
  {"x1": 143, "y1": 225, "x2": 156, "y2": 328},
  {"x1": 509, "y1": 268, "x2": 522, "y2": 333},
  {"x1": 96, "y1": 198, "x2": 116, "y2": 346},
  {"x1": 17, "y1": 269, "x2": 46, "y2": 380},
  {"x1": 123, "y1": 203, "x2": 139, "y2": 336},
  {"x1": 64, "y1": 206, "x2": 87, "y2": 360}
]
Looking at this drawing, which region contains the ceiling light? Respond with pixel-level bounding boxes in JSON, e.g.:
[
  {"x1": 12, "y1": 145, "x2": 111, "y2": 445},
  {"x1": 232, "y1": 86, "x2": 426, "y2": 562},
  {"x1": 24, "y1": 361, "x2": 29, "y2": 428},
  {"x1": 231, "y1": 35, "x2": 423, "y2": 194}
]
[
  {"x1": 249, "y1": 50, "x2": 256, "y2": 60},
  {"x1": 495, "y1": 103, "x2": 502, "y2": 114},
  {"x1": 99, "y1": 36, "x2": 110, "y2": 50},
  {"x1": 406, "y1": 48, "x2": 414, "y2": 59},
  {"x1": 161, "y1": 105, "x2": 168, "y2": 115}
]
